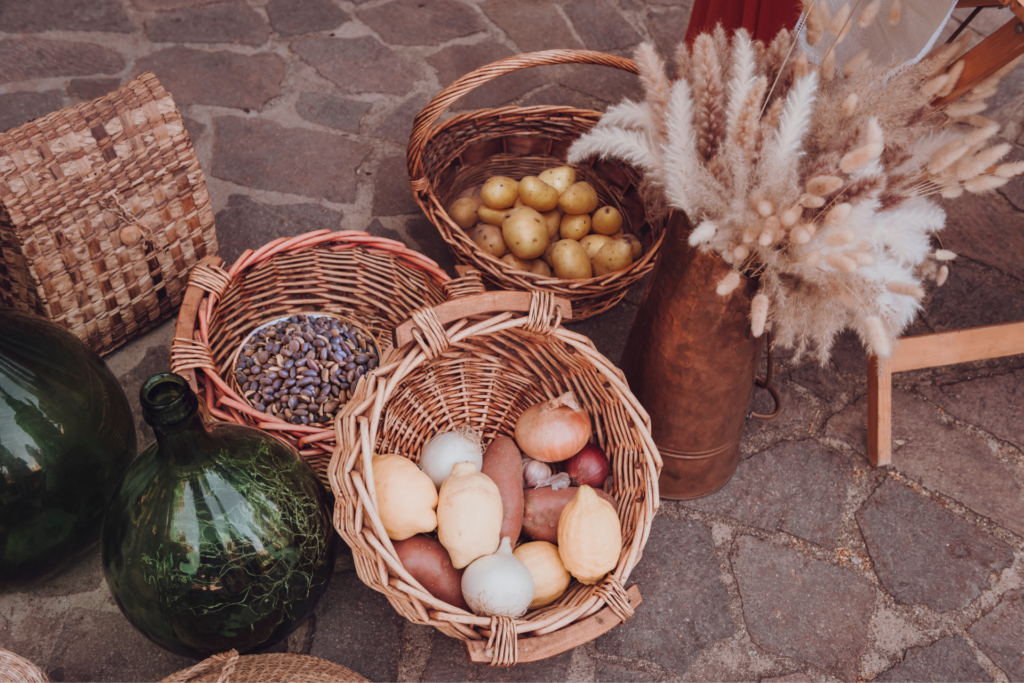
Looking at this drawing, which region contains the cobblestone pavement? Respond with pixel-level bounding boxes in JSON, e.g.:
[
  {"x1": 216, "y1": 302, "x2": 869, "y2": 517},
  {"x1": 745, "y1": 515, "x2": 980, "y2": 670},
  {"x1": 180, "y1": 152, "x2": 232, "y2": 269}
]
[{"x1": 3, "y1": 1, "x2": 1024, "y2": 681}]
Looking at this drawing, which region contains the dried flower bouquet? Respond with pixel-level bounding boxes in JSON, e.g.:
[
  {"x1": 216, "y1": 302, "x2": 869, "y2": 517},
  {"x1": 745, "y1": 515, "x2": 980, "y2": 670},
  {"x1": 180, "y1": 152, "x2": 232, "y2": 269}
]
[{"x1": 568, "y1": 1, "x2": 1024, "y2": 363}]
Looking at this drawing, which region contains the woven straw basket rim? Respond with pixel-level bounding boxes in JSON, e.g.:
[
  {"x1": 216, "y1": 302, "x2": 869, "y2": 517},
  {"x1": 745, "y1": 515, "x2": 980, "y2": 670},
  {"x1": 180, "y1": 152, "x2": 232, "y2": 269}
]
[
  {"x1": 407, "y1": 49, "x2": 667, "y2": 321},
  {"x1": 328, "y1": 274, "x2": 662, "y2": 666},
  {"x1": 0, "y1": 648, "x2": 47, "y2": 683},
  {"x1": 159, "y1": 650, "x2": 369, "y2": 683}
]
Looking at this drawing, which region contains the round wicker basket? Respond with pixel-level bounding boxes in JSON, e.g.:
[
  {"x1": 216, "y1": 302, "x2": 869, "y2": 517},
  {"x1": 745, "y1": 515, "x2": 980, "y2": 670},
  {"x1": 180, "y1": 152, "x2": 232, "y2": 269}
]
[
  {"x1": 407, "y1": 49, "x2": 666, "y2": 322},
  {"x1": 328, "y1": 272, "x2": 662, "y2": 666},
  {"x1": 160, "y1": 650, "x2": 368, "y2": 683},
  {"x1": 170, "y1": 230, "x2": 451, "y2": 480},
  {"x1": 0, "y1": 648, "x2": 47, "y2": 683}
]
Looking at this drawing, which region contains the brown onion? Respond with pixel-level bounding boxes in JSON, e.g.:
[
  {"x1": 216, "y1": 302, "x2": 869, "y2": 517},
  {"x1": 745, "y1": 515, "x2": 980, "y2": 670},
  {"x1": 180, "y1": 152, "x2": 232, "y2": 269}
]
[
  {"x1": 565, "y1": 443, "x2": 610, "y2": 488},
  {"x1": 514, "y1": 392, "x2": 592, "y2": 463}
]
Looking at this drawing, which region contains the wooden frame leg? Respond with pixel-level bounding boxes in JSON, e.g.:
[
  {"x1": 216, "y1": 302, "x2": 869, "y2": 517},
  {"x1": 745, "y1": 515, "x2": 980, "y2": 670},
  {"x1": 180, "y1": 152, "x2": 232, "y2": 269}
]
[{"x1": 867, "y1": 354, "x2": 893, "y2": 467}]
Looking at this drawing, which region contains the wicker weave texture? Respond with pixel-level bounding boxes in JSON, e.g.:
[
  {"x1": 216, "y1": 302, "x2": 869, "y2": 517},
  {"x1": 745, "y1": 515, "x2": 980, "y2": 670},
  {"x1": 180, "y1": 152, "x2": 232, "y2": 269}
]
[
  {"x1": 328, "y1": 282, "x2": 662, "y2": 665},
  {"x1": 170, "y1": 230, "x2": 450, "y2": 480},
  {"x1": 407, "y1": 49, "x2": 666, "y2": 322},
  {"x1": 0, "y1": 648, "x2": 47, "y2": 683},
  {"x1": 160, "y1": 651, "x2": 369, "y2": 683},
  {"x1": 0, "y1": 72, "x2": 217, "y2": 355}
]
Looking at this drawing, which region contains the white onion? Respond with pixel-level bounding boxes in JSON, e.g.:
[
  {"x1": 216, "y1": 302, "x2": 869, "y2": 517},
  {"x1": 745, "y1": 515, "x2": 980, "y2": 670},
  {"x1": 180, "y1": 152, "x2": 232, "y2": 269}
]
[
  {"x1": 420, "y1": 428, "x2": 483, "y2": 488},
  {"x1": 461, "y1": 537, "x2": 535, "y2": 617}
]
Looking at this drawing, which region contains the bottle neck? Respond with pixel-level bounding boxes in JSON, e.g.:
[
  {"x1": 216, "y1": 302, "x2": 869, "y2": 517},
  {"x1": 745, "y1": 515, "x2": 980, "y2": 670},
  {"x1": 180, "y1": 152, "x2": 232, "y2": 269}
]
[{"x1": 141, "y1": 373, "x2": 214, "y2": 467}]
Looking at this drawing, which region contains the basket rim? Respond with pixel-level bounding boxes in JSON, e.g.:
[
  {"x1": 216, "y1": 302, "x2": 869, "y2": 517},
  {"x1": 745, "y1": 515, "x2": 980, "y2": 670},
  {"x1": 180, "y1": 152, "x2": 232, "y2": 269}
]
[
  {"x1": 326, "y1": 289, "x2": 663, "y2": 660},
  {"x1": 170, "y1": 230, "x2": 452, "y2": 467}
]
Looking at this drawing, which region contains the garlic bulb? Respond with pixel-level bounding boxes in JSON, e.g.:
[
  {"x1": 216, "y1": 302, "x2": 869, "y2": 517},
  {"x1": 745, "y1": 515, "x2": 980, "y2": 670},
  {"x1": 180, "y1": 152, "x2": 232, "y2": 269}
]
[
  {"x1": 461, "y1": 537, "x2": 535, "y2": 617},
  {"x1": 420, "y1": 427, "x2": 483, "y2": 488},
  {"x1": 522, "y1": 457, "x2": 552, "y2": 488}
]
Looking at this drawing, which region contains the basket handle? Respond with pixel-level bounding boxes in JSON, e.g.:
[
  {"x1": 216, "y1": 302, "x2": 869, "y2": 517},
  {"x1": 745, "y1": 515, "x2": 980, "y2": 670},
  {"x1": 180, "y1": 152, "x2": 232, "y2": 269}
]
[
  {"x1": 407, "y1": 49, "x2": 639, "y2": 183},
  {"x1": 392, "y1": 290, "x2": 572, "y2": 349},
  {"x1": 173, "y1": 255, "x2": 226, "y2": 392},
  {"x1": 463, "y1": 585, "x2": 642, "y2": 664}
]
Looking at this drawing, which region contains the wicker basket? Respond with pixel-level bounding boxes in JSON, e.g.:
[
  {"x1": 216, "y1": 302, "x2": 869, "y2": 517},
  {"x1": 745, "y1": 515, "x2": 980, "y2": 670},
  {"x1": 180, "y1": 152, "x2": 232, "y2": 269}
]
[
  {"x1": 407, "y1": 49, "x2": 666, "y2": 322},
  {"x1": 328, "y1": 273, "x2": 662, "y2": 666},
  {"x1": 170, "y1": 230, "x2": 450, "y2": 480},
  {"x1": 0, "y1": 648, "x2": 46, "y2": 683},
  {"x1": 160, "y1": 650, "x2": 368, "y2": 683},
  {"x1": 0, "y1": 72, "x2": 217, "y2": 355}
]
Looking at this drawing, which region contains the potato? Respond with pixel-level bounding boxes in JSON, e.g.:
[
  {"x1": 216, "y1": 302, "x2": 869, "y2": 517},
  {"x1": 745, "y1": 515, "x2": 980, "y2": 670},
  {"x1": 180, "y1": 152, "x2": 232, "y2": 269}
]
[
  {"x1": 469, "y1": 224, "x2": 507, "y2": 258},
  {"x1": 609, "y1": 229, "x2": 624, "y2": 240},
  {"x1": 549, "y1": 239, "x2": 592, "y2": 279},
  {"x1": 523, "y1": 487, "x2": 616, "y2": 543},
  {"x1": 579, "y1": 234, "x2": 612, "y2": 259},
  {"x1": 541, "y1": 242, "x2": 558, "y2": 266},
  {"x1": 530, "y1": 259, "x2": 552, "y2": 277},
  {"x1": 538, "y1": 166, "x2": 576, "y2": 195},
  {"x1": 558, "y1": 181, "x2": 599, "y2": 215},
  {"x1": 624, "y1": 233, "x2": 643, "y2": 260},
  {"x1": 592, "y1": 238, "x2": 633, "y2": 276},
  {"x1": 591, "y1": 206, "x2": 623, "y2": 235},
  {"x1": 559, "y1": 213, "x2": 591, "y2": 241},
  {"x1": 502, "y1": 207, "x2": 549, "y2": 259},
  {"x1": 513, "y1": 197, "x2": 526, "y2": 208},
  {"x1": 518, "y1": 176, "x2": 560, "y2": 212},
  {"x1": 541, "y1": 208, "x2": 563, "y2": 239},
  {"x1": 478, "y1": 205, "x2": 512, "y2": 226},
  {"x1": 481, "y1": 436, "x2": 524, "y2": 543},
  {"x1": 500, "y1": 252, "x2": 532, "y2": 270},
  {"x1": 457, "y1": 185, "x2": 482, "y2": 200},
  {"x1": 394, "y1": 535, "x2": 469, "y2": 610},
  {"x1": 481, "y1": 176, "x2": 519, "y2": 209},
  {"x1": 449, "y1": 197, "x2": 482, "y2": 231}
]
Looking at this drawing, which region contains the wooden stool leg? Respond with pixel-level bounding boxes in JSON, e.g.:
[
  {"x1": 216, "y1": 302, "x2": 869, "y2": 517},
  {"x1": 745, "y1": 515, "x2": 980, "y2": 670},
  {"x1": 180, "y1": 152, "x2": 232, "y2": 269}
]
[{"x1": 867, "y1": 354, "x2": 893, "y2": 466}]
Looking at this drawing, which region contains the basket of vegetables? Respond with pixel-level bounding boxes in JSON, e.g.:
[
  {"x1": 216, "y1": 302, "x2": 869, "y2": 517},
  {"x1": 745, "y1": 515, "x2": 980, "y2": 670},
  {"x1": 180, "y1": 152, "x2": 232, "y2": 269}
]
[
  {"x1": 328, "y1": 272, "x2": 661, "y2": 665},
  {"x1": 407, "y1": 49, "x2": 667, "y2": 321},
  {"x1": 170, "y1": 230, "x2": 451, "y2": 480}
]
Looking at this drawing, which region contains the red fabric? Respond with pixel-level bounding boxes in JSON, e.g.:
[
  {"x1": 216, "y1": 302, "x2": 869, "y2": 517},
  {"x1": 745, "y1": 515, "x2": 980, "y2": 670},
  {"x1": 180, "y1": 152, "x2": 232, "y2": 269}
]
[{"x1": 685, "y1": 0, "x2": 803, "y2": 44}]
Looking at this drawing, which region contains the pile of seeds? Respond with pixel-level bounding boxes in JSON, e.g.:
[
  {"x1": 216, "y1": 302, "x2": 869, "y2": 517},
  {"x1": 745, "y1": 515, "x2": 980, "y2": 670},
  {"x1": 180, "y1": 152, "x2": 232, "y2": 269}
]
[{"x1": 234, "y1": 314, "x2": 379, "y2": 426}]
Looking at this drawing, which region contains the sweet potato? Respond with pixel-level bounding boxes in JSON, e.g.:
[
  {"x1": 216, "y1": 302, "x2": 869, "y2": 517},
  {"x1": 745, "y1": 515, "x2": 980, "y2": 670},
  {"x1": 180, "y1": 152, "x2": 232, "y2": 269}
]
[
  {"x1": 393, "y1": 534, "x2": 468, "y2": 610},
  {"x1": 522, "y1": 486, "x2": 616, "y2": 543},
  {"x1": 481, "y1": 435, "x2": 524, "y2": 543}
]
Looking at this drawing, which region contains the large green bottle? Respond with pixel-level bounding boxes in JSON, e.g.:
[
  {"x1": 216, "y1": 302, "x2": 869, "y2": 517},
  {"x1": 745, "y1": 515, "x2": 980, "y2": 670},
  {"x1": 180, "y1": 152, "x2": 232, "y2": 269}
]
[
  {"x1": 102, "y1": 373, "x2": 336, "y2": 657},
  {"x1": 0, "y1": 308, "x2": 136, "y2": 586}
]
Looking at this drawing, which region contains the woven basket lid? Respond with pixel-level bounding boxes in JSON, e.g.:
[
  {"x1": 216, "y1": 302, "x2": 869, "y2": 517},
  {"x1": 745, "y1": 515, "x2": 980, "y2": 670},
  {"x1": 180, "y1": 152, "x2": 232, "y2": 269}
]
[
  {"x1": 159, "y1": 651, "x2": 369, "y2": 683},
  {"x1": 0, "y1": 648, "x2": 47, "y2": 683}
]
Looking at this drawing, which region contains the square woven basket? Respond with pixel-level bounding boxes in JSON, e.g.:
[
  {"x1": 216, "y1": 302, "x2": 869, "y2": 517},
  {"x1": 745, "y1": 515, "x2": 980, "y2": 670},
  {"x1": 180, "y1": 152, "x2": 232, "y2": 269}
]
[{"x1": 0, "y1": 71, "x2": 217, "y2": 355}]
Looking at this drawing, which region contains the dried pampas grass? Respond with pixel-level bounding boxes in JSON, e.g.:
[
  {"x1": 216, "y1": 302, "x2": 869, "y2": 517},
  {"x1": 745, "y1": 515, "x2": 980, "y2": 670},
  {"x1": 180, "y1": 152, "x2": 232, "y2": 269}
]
[{"x1": 568, "y1": 30, "x2": 1024, "y2": 363}]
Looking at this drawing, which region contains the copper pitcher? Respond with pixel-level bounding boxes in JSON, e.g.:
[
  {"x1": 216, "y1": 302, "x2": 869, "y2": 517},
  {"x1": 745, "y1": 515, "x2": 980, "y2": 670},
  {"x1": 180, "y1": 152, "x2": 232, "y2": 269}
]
[{"x1": 622, "y1": 212, "x2": 779, "y2": 500}]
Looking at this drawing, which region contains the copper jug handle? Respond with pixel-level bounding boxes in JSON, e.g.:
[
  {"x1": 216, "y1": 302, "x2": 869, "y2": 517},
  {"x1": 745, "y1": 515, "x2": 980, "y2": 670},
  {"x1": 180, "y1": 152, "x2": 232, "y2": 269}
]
[{"x1": 750, "y1": 332, "x2": 782, "y2": 420}]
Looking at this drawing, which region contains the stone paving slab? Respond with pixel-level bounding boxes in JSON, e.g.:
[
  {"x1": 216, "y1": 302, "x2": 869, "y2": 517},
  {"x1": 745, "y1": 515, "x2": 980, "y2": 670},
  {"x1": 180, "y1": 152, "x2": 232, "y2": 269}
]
[{"x1": 2, "y1": 0, "x2": 1024, "y2": 681}]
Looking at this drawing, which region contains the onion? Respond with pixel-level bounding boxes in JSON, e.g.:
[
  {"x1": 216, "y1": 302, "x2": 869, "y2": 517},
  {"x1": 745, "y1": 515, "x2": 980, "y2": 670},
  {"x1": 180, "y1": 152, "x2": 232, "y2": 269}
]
[
  {"x1": 565, "y1": 443, "x2": 610, "y2": 488},
  {"x1": 420, "y1": 427, "x2": 483, "y2": 488},
  {"x1": 461, "y1": 537, "x2": 535, "y2": 617},
  {"x1": 514, "y1": 392, "x2": 592, "y2": 463},
  {"x1": 522, "y1": 457, "x2": 553, "y2": 488}
]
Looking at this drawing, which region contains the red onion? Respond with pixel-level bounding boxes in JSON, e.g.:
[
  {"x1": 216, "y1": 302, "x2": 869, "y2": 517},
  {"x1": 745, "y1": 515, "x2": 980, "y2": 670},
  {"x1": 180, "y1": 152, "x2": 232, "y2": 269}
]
[{"x1": 565, "y1": 443, "x2": 610, "y2": 488}]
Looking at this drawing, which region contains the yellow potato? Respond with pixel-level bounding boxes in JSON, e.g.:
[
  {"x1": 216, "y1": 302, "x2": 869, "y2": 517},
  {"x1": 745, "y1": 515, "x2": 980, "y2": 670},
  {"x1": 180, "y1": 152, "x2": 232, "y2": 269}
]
[
  {"x1": 500, "y1": 252, "x2": 532, "y2": 271},
  {"x1": 549, "y1": 239, "x2": 592, "y2": 280},
  {"x1": 591, "y1": 238, "x2": 633, "y2": 276},
  {"x1": 579, "y1": 234, "x2": 612, "y2": 259},
  {"x1": 558, "y1": 181, "x2": 599, "y2": 215},
  {"x1": 448, "y1": 197, "x2": 482, "y2": 231},
  {"x1": 513, "y1": 197, "x2": 526, "y2": 209},
  {"x1": 518, "y1": 176, "x2": 560, "y2": 212},
  {"x1": 502, "y1": 207, "x2": 549, "y2": 259},
  {"x1": 469, "y1": 223, "x2": 507, "y2": 259},
  {"x1": 481, "y1": 176, "x2": 519, "y2": 209},
  {"x1": 559, "y1": 213, "x2": 591, "y2": 240},
  {"x1": 609, "y1": 228, "x2": 624, "y2": 239},
  {"x1": 591, "y1": 206, "x2": 623, "y2": 235},
  {"x1": 541, "y1": 208, "x2": 563, "y2": 239},
  {"x1": 623, "y1": 233, "x2": 643, "y2": 260},
  {"x1": 538, "y1": 166, "x2": 576, "y2": 195},
  {"x1": 478, "y1": 205, "x2": 512, "y2": 226},
  {"x1": 530, "y1": 259, "x2": 552, "y2": 277},
  {"x1": 457, "y1": 185, "x2": 482, "y2": 200},
  {"x1": 542, "y1": 241, "x2": 558, "y2": 266}
]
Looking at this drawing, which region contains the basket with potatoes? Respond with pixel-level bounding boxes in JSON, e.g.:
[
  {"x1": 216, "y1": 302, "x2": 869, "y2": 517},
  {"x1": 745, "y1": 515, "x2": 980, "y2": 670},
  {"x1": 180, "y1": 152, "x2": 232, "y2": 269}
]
[
  {"x1": 407, "y1": 50, "x2": 667, "y2": 321},
  {"x1": 328, "y1": 277, "x2": 661, "y2": 665}
]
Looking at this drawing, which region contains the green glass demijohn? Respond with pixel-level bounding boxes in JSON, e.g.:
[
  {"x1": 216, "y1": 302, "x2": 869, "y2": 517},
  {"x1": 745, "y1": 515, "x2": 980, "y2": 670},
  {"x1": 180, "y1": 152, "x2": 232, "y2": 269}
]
[
  {"x1": 101, "y1": 372, "x2": 336, "y2": 658},
  {"x1": 0, "y1": 308, "x2": 136, "y2": 587}
]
